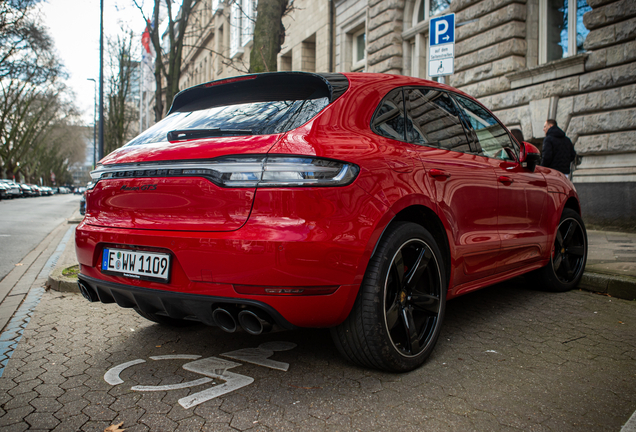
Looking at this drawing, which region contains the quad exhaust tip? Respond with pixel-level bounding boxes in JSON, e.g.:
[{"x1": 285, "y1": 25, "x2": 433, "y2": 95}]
[
  {"x1": 238, "y1": 309, "x2": 273, "y2": 335},
  {"x1": 212, "y1": 306, "x2": 274, "y2": 335},
  {"x1": 77, "y1": 281, "x2": 99, "y2": 302},
  {"x1": 212, "y1": 307, "x2": 237, "y2": 333}
]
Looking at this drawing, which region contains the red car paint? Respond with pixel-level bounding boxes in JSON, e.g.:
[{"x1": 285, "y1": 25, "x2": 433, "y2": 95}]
[{"x1": 76, "y1": 72, "x2": 580, "y2": 329}]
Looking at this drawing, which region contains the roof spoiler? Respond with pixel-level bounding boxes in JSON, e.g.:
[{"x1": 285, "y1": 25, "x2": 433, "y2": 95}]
[{"x1": 167, "y1": 72, "x2": 349, "y2": 114}]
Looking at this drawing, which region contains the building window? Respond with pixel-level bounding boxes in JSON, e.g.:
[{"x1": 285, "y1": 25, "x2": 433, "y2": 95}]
[
  {"x1": 416, "y1": 0, "x2": 452, "y2": 22},
  {"x1": 541, "y1": 0, "x2": 591, "y2": 63},
  {"x1": 230, "y1": 0, "x2": 257, "y2": 58},
  {"x1": 302, "y1": 34, "x2": 317, "y2": 72},
  {"x1": 352, "y1": 29, "x2": 366, "y2": 69},
  {"x1": 338, "y1": 10, "x2": 366, "y2": 73},
  {"x1": 241, "y1": 0, "x2": 257, "y2": 48},
  {"x1": 279, "y1": 50, "x2": 292, "y2": 71}
]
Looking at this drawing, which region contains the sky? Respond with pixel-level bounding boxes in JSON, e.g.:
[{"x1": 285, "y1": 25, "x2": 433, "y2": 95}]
[{"x1": 39, "y1": 0, "x2": 154, "y2": 125}]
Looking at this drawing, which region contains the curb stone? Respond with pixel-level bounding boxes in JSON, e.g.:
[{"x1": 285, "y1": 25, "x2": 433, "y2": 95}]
[
  {"x1": 47, "y1": 266, "x2": 79, "y2": 293},
  {"x1": 579, "y1": 271, "x2": 636, "y2": 301}
]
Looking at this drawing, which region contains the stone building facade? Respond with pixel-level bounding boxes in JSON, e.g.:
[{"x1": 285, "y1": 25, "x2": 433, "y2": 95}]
[
  {"x1": 176, "y1": 0, "x2": 636, "y2": 228},
  {"x1": 278, "y1": 0, "x2": 332, "y2": 72},
  {"x1": 179, "y1": 0, "x2": 257, "y2": 91}
]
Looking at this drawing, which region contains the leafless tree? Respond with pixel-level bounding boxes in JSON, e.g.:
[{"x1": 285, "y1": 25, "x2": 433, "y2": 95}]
[
  {"x1": 104, "y1": 29, "x2": 139, "y2": 155},
  {"x1": 0, "y1": 0, "x2": 83, "y2": 184}
]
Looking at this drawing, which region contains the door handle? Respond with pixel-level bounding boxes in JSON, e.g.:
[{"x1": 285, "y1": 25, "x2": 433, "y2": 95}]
[
  {"x1": 498, "y1": 176, "x2": 514, "y2": 185},
  {"x1": 429, "y1": 169, "x2": 451, "y2": 179}
]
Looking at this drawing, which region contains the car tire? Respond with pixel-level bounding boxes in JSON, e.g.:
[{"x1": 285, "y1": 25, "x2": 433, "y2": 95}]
[
  {"x1": 532, "y1": 208, "x2": 588, "y2": 292},
  {"x1": 331, "y1": 222, "x2": 447, "y2": 372},
  {"x1": 134, "y1": 308, "x2": 197, "y2": 327}
]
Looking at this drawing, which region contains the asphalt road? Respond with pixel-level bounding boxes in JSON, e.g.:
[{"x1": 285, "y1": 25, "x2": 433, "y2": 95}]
[{"x1": 0, "y1": 194, "x2": 80, "y2": 282}]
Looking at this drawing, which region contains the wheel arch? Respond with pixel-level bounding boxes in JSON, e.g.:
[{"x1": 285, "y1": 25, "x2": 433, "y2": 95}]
[
  {"x1": 563, "y1": 196, "x2": 581, "y2": 215},
  {"x1": 386, "y1": 205, "x2": 452, "y2": 289}
]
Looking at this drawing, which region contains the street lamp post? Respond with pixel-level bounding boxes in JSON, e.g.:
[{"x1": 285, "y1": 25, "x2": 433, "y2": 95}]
[
  {"x1": 87, "y1": 78, "x2": 97, "y2": 169},
  {"x1": 98, "y1": 0, "x2": 104, "y2": 161}
]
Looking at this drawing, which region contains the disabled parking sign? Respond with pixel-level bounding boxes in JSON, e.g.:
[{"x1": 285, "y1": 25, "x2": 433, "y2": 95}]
[{"x1": 429, "y1": 13, "x2": 455, "y2": 77}]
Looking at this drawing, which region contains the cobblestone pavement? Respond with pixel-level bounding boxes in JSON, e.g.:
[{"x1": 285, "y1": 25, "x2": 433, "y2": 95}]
[{"x1": 0, "y1": 282, "x2": 634, "y2": 432}]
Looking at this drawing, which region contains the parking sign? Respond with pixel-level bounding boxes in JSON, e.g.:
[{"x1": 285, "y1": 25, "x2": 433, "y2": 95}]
[{"x1": 429, "y1": 13, "x2": 455, "y2": 77}]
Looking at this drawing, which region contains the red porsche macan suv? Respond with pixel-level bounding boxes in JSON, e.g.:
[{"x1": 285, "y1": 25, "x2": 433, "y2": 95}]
[{"x1": 76, "y1": 72, "x2": 587, "y2": 372}]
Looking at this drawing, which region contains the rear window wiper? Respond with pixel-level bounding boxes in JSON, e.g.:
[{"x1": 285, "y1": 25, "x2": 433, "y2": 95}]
[{"x1": 167, "y1": 128, "x2": 253, "y2": 141}]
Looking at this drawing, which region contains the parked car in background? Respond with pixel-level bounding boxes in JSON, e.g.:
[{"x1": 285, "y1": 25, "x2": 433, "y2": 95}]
[
  {"x1": 18, "y1": 183, "x2": 34, "y2": 197},
  {"x1": 0, "y1": 180, "x2": 21, "y2": 198},
  {"x1": 76, "y1": 72, "x2": 588, "y2": 372},
  {"x1": 0, "y1": 182, "x2": 7, "y2": 200},
  {"x1": 27, "y1": 184, "x2": 42, "y2": 196}
]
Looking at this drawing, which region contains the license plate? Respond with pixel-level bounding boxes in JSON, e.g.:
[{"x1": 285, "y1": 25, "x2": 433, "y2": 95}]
[{"x1": 101, "y1": 248, "x2": 170, "y2": 282}]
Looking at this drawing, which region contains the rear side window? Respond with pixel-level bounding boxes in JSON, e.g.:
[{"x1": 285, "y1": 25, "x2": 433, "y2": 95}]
[
  {"x1": 371, "y1": 89, "x2": 407, "y2": 141},
  {"x1": 125, "y1": 74, "x2": 333, "y2": 147},
  {"x1": 405, "y1": 88, "x2": 471, "y2": 153}
]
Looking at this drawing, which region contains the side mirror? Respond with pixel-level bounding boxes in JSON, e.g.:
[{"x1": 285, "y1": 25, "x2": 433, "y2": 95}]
[{"x1": 520, "y1": 142, "x2": 541, "y2": 172}]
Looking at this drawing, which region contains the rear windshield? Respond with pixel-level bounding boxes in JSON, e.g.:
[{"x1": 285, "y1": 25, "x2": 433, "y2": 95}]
[
  {"x1": 125, "y1": 73, "x2": 334, "y2": 148},
  {"x1": 125, "y1": 98, "x2": 328, "y2": 147}
]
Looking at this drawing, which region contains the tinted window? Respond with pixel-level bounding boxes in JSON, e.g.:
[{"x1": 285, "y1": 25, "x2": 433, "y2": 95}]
[
  {"x1": 405, "y1": 88, "x2": 470, "y2": 153},
  {"x1": 371, "y1": 89, "x2": 406, "y2": 141},
  {"x1": 454, "y1": 95, "x2": 518, "y2": 161}
]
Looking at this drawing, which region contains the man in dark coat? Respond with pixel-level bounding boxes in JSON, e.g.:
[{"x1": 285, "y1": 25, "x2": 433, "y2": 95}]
[{"x1": 541, "y1": 119, "x2": 576, "y2": 175}]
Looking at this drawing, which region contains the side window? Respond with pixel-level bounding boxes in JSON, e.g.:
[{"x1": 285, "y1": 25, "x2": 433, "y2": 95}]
[
  {"x1": 405, "y1": 88, "x2": 471, "y2": 153},
  {"x1": 454, "y1": 95, "x2": 518, "y2": 161},
  {"x1": 371, "y1": 89, "x2": 406, "y2": 141}
]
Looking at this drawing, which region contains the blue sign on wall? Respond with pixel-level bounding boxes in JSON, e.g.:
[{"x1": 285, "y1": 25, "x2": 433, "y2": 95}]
[{"x1": 429, "y1": 14, "x2": 455, "y2": 46}]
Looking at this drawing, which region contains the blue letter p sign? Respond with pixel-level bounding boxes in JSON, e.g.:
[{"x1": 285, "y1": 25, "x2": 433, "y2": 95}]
[{"x1": 430, "y1": 14, "x2": 455, "y2": 46}]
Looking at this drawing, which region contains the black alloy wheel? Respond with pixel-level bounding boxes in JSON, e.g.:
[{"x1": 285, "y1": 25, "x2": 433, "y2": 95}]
[
  {"x1": 552, "y1": 215, "x2": 587, "y2": 284},
  {"x1": 384, "y1": 238, "x2": 442, "y2": 357},
  {"x1": 331, "y1": 222, "x2": 447, "y2": 372},
  {"x1": 532, "y1": 208, "x2": 588, "y2": 292}
]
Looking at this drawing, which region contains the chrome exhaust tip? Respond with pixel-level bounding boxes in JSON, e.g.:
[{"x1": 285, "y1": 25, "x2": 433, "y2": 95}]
[
  {"x1": 212, "y1": 307, "x2": 238, "y2": 333},
  {"x1": 238, "y1": 309, "x2": 273, "y2": 335}
]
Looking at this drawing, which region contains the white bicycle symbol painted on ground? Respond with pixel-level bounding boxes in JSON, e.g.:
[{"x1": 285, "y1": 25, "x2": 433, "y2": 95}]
[{"x1": 104, "y1": 341, "x2": 296, "y2": 409}]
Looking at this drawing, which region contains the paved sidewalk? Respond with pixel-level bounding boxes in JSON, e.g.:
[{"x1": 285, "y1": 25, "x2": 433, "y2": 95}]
[
  {"x1": 0, "y1": 217, "x2": 634, "y2": 431},
  {"x1": 581, "y1": 230, "x2": 636, "y2": 300}
]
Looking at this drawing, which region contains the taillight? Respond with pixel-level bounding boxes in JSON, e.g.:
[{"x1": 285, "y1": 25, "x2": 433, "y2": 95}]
[{"x1": 90, "y1": 156, "x2": 359, "y2": 188}]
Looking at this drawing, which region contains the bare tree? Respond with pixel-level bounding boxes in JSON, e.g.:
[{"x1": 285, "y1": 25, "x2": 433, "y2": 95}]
[
  {"x1": 133, "y1": 0, "x2": 196, "y2": 121},
  {"x1": 0, "y1": 0, "x2": 83, "y2": 183},
  {"x1": 104, "y1": 30, "x2": 139, "y2": 155}
]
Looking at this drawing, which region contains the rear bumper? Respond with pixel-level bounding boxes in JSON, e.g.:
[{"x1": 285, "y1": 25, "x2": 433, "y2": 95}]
[
  {"x1": 77, "y1": 271, "x2": 360, "y2": 328},
  {"x1": 75, "y1": 217, "x2": 368, "y2": 327},
  {"x1": 77, "y1": 274, "x2": 297, "y2": 329}
]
